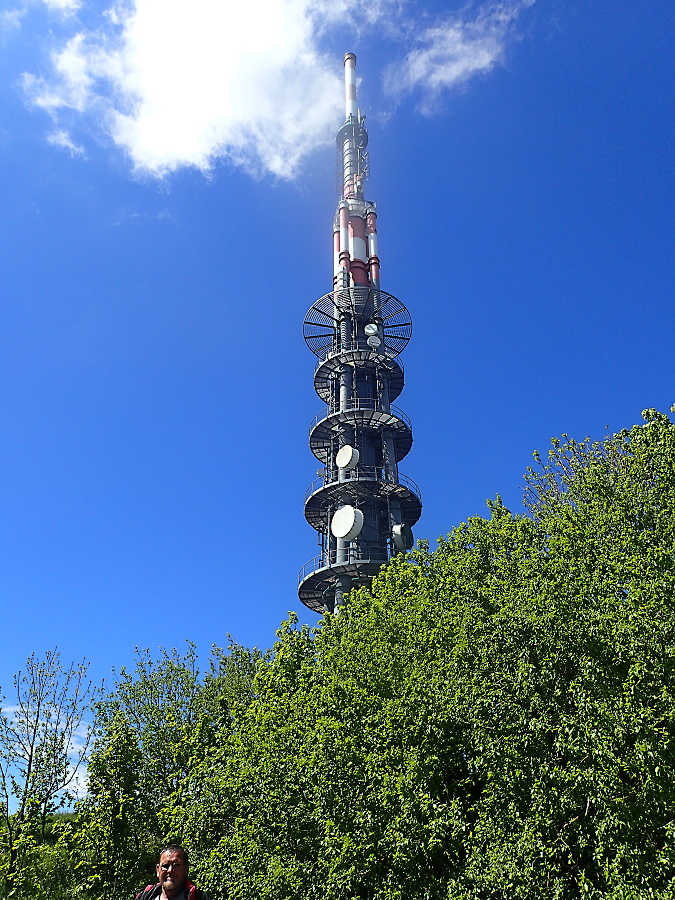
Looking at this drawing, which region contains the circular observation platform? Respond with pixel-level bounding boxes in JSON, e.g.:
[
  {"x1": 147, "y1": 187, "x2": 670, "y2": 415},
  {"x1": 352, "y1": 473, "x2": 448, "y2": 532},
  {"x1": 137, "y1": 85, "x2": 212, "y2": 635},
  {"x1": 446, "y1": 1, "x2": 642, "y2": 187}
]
[
  {"x1": 298, "y1": 550, "x2": 389, "y2": 613},
  {"x1": 303, "y1": 287, "x2": 412, "y2": 360},
  {"x1": 313, "y1": 348, "x2": 404, "y2": 404},
  {"x1": 309, "y1": 401, "x2": 413, "y2": 464},
  {"x1": 303, "y1": 468, "x2": 422, "y2": 532}
]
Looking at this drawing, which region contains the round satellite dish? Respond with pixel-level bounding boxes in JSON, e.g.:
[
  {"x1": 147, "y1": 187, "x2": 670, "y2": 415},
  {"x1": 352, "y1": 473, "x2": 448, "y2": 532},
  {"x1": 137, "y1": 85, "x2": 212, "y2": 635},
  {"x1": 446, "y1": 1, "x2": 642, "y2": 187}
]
[
  {"x1": 367, "y1": 336, "x2": 381, "y2": 348},
  {"x1": 364, "y1": 323, "x2": 379, "y2": 336},
  {"x1": 335, "y1": 445, "x2": 359, "y2": 470},
  {"x1": 392, "y1": 523, "x2": 414, "y2": 551},
  {"x1": 331, "y1": 505, "x2": 364, "y2": 541}
]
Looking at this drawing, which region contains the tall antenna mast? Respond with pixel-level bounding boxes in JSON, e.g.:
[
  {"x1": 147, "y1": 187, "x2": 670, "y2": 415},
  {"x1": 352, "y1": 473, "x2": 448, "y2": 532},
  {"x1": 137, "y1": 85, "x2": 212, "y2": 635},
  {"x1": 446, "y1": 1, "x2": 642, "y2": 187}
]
[{"x1": 300, "y1": 53, "x2": 421, "y2": 612}]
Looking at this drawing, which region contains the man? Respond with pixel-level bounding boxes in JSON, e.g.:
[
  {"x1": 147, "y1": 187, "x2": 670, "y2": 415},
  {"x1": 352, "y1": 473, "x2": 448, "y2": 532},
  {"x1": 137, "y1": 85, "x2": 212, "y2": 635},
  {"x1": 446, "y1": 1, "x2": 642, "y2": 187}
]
[{"x1": 134, "y1": 844, "x2": 212, "y2": 900}]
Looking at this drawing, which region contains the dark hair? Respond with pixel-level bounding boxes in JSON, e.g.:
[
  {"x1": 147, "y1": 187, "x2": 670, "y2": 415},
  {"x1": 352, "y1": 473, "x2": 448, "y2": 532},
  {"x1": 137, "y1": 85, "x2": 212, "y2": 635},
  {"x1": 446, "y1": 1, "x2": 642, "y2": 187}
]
[{"x1": 158, "y1": 844, "x2": 189, "y2": 868}]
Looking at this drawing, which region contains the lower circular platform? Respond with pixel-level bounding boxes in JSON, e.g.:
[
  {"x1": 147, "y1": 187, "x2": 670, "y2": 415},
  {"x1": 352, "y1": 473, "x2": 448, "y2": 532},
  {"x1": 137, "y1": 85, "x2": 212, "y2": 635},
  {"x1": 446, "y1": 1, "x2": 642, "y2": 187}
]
[{"x1": 298, "y1": 556, "x2": 388, "y2": 613}]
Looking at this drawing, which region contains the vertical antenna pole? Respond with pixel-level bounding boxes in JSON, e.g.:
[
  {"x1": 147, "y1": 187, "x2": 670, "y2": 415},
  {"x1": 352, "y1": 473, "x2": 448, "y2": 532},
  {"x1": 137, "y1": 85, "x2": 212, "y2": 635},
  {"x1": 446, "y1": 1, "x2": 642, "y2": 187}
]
[
  {"x1": 342, "y1": 53, "x2": 359, "y2": 199},
  {"x1": 344, "y1": 52, "x2": 357, "y2": 120}
]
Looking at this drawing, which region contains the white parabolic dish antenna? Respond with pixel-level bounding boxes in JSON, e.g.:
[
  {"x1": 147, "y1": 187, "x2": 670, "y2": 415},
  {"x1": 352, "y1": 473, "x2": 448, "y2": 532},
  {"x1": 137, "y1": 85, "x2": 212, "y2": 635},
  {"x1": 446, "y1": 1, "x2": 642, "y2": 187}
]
[
  {"x1": 331, "y1": 505, "x2": 364, "y2": 541},
  {"x1": 335, "y1": 445, "x2": 359, "y2": 470},
  {"x1": 364, "y1": 323, "x2": 379, "y2": 336},
  {"x1": 392, "y1": 522, "x2": 414, "y2": 551}
]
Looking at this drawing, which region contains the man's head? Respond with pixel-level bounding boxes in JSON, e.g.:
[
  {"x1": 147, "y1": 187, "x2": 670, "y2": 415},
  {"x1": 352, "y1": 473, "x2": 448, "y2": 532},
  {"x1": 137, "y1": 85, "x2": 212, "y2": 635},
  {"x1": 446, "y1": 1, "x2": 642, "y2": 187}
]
[{"x1": 156, "y1": 845, "x2": 189, "y2": 898}]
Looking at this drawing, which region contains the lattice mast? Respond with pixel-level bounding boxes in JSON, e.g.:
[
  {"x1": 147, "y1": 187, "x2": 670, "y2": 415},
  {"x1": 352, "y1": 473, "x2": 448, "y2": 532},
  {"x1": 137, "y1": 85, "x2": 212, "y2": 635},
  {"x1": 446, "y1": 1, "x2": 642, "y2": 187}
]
[{"x1": 299, "y1": 53, "x2": 420, "y2": 613}]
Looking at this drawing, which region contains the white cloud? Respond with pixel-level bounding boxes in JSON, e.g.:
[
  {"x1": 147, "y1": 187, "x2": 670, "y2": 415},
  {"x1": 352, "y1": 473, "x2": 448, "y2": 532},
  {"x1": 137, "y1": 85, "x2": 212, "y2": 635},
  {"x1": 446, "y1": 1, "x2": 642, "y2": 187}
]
[
  {"x1": 40, "y1": 0, "x2": 81, "y2": 11},
  {"x1": 68, "y1": 720, "x2": 91, "y2": 757},
  {"x1": 63, "y1": 723, "x2": 91, "y2": 800},
  {"x1": 1, "y1": 8, "x2": 26, "y2": 33},
  {"x1": 47, "y1": 127, "x2": 86, "y2": 155},
  {"x1": 24, "y1": 0, "x2": 354, "y2": 178},
  {"x1": 23, "y1": 34, "x2": 95, "y2": 112},
  {"x1": 21, "y1": 0, "x2": 536, "y2": 179},
  {"x1": 4, "y1": 0, "x2": 80, "y2": 25},
  {"x1": 386, "y1": 0, "x2": 537, "y2": 110}
]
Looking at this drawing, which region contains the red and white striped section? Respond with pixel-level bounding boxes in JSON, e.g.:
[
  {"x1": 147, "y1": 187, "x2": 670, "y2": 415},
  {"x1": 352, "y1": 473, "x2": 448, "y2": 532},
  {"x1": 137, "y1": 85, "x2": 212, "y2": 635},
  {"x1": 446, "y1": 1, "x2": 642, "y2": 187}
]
[
  {"x1": 344, "y1": 52, "x2": 357, "y2": 119},
  {"x1": 333, "y1": 53, "x2": 381, "y2": 290}
]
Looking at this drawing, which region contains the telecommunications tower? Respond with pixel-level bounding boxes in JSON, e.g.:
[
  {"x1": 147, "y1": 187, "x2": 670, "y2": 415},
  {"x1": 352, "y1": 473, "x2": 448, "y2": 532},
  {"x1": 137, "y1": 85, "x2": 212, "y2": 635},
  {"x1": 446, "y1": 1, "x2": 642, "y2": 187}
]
[{"x1": 299, "y1": 53, "x2": 421, "y2": 613}]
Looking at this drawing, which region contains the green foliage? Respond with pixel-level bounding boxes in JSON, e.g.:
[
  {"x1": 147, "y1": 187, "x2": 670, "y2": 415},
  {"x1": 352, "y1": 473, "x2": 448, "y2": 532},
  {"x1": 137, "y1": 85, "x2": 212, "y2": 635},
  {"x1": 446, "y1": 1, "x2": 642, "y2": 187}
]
[
  {"x1": 0, "y1": 816, "x2": 78, "y2": 900},
  {"x1": 0, "y1": 649, "x2": 94, "y2": 897},
  {"x1": 5, "y1": 407, "x2": 675, "y2": 899},
  {"x1": 75, "y1": 640, "x2": 263, "y2": 899},
  {"x1": 73, "y1": 710, "x2": 147, "y2": 898},
  {"x1": 176, "y1": 407, "x2": 675, "y2": 900}
]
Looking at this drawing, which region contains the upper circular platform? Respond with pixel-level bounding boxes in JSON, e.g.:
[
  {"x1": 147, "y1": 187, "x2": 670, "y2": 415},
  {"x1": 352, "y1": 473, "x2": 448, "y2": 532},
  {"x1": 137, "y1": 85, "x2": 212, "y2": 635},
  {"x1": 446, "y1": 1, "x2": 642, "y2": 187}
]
[
  {"x1": 309, "y1": 401, "x2": 413, "y2": 464},
  {"x1": 303, "y1": 287, "x2": 412, "y2": 359},
  {"x1": 313, "y1": 349, "x2": 404, "y2": 403}
]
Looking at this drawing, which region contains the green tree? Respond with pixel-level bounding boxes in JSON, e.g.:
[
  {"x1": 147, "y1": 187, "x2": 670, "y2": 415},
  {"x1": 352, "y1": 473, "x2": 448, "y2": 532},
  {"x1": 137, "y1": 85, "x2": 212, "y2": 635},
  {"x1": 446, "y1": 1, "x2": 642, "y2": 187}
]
[
  {"x1": 0, "y1": 649, "x2": 94, "y2": 896},
  {"x1": 179, "y1": 407, "x2": 675, "y2": 900},
  {"x1": 76, "y1": 640, "x2": 262, "y2": 898},
  {"x1": 74, "y1": 711, "x2": 145, "y2": 898},
  {"x1": 6, "y1": 407, "x2": 675, "y2": 899}
]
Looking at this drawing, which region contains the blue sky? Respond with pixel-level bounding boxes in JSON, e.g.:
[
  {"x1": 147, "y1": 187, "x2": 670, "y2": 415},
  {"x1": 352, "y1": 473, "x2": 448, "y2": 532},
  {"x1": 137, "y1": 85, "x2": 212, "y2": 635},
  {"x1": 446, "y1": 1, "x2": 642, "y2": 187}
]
[{"x1": 0, "y1": 0, "x2": 673, "y2": 692}]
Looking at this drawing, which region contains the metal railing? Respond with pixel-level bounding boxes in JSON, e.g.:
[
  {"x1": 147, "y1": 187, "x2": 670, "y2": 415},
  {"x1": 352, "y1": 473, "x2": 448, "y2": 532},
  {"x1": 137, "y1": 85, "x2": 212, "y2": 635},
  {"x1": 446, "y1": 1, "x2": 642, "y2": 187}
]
[
  {"x1": 318, "y1": 340, "x2": 400, "y2": 364},
  {"x1": 304, "y1": 467, "x2": 422, "y2": 503},
  {"x1": 314, "y1": 346, "x2": 404, "y2": 376},
  {"x1": 309, "y1": 398, "x2": 412, "y2": 433},
  {"x1": 298, "y1": 546, "x2": 390, "y2": 585}
]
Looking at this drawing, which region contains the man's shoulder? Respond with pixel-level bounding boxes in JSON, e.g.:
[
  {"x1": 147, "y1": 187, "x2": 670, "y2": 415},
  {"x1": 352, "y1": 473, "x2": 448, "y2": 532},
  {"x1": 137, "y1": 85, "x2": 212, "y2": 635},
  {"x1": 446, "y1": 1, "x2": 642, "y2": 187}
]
[
  {"x1": 134, "y1": 880, "x2": 214, "y2": 900},
  {"x1": 134, "y1": 886, "x2": 161, "y2": 900},
  {"x1": 186, "y1": 877, "x2": 213, "y2": 900},
  {"x1": 190, "y1": 887, "x2": 213, "y2": 900}
]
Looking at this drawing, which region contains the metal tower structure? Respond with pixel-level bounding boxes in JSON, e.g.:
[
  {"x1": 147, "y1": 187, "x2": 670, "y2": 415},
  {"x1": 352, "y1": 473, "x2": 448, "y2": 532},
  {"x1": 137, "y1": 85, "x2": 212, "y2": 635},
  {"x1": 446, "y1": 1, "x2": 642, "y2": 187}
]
[{"x1": 299, "y1": 52, "x2": 421, "y2": 613}]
